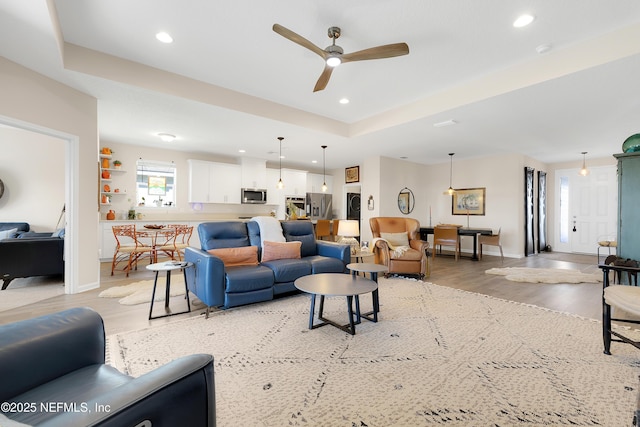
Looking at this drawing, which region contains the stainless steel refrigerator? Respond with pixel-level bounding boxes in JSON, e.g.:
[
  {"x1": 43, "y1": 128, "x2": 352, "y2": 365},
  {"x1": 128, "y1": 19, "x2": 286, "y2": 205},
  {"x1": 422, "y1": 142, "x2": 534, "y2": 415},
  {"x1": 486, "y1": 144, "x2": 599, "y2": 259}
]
[{"x1": 306, "y1": 193, "x2": 332, "y2": 220}]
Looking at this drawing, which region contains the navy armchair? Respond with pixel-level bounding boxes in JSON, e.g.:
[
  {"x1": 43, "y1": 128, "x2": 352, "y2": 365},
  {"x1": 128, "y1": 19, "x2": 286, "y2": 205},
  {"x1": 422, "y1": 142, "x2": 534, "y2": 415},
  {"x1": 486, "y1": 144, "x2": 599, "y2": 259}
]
[{"x1": 0, "y1": 307, "x2": 215, "y2": 426}]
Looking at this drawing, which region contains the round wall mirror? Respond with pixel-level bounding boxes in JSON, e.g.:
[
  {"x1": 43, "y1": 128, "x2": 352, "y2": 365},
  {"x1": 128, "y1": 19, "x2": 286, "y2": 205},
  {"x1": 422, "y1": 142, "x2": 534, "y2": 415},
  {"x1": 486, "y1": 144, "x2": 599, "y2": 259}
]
[{"x1": 397, "y1": 187, "x2": 415, "y2": 214}]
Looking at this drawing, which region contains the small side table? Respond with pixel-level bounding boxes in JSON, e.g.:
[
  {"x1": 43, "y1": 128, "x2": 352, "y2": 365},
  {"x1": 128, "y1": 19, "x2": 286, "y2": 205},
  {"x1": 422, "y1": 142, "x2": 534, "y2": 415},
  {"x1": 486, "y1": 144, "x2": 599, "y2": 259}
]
[
  {"x1": 346, "y1": 263, "x2": 388, "y2": 322},
  {"x1": 352, "y1": 250, "x2": 374, "y2": 263},
  {"x1": 146, "y1": 261, "x2": 193, "y2": 320}
]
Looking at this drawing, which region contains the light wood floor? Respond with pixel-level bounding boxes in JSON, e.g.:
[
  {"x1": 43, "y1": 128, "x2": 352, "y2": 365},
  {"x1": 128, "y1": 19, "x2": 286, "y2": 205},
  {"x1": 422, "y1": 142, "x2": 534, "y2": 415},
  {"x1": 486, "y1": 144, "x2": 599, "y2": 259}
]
[{"x1": 0, "y1": 251, "x2": 603, "y2": 335}]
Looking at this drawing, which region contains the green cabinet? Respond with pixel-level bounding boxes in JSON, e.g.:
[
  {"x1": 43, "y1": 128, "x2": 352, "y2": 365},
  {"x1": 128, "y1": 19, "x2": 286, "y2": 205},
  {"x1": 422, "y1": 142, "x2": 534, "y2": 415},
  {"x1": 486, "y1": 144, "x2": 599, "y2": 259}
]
[{"x1": 615, "y1": 152, "x2": 640, "y2": 261}]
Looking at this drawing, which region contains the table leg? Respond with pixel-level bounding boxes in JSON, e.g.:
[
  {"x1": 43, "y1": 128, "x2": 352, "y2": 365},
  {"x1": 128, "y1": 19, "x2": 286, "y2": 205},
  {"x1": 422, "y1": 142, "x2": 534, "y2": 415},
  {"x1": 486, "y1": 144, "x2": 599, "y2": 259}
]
[
  {"x1": 346, "y1": 295, "x2": 356, "y2": 335},
  {"x1": 471, "y1": 233, "x2": 479, "y2": 261},
  {"x1": 164, "y1": 270, "x2": 171, "y2": 309},
  {"x1": 148, "y1": 271, "x2": 160, "y2": 320},
  {"x1": 308, "y1": 294, "x2": 316, "y2": 330},
  {"x1": 182, "y1": 268, "x2": 191, "y2": 312}
]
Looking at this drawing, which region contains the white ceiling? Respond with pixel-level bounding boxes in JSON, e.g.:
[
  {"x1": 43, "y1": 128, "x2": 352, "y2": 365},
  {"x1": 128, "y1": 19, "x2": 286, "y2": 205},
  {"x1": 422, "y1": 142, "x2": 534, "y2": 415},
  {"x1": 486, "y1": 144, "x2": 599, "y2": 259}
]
[{"x1": 1, "y1": 0, "x2": 640, "y2": 170}]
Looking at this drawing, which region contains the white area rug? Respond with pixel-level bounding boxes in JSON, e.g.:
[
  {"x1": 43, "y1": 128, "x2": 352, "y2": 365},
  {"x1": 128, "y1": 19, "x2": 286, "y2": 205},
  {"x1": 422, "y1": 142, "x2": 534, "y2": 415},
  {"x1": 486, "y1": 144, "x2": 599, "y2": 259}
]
[
  {"x1": 0, "y1": 277, "x2": 65, "y2": 312},
  {"x1": 99, "y1": 275, "x2": 186, "y2": 305},
  {"x1": 486, "y1": 267, "x2": 602, "y2": 284},
  {"x1": 108, "y1": 277, "x2": 640, "y2": 426}
]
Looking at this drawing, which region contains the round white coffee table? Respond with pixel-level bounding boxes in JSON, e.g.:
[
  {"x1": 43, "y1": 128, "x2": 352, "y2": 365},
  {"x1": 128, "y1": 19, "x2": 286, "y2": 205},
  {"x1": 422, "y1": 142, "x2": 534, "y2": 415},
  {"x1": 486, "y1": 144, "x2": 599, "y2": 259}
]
[
  {"x1": 294, "y1": 273, "x2": 377, "y2": 335},
  {"x1": 146, "y1": 261, "x2": 193, "y2": 320}
]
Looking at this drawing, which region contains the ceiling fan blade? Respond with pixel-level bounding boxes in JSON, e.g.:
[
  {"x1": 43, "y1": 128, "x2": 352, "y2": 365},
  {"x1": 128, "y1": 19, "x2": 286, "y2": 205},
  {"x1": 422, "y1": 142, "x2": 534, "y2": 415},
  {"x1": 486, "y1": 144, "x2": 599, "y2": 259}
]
[
  {"x1": 313, "y1": 65, "x2": 334, "y2": 92},
  {"x1": 341, "y1": 43, "x2": 409, "y2": 63},
  {"x1": 273, "y1": 24, "x2": 327, "y2": 59}
]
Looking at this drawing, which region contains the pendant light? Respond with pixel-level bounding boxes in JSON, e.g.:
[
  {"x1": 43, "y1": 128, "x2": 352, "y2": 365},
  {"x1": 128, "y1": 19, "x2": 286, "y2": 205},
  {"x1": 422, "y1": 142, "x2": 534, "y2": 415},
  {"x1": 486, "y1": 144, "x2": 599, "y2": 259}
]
[
  {"x1": 277, "y1": 137, "x2": 284, "y2": 189},
  {"x1": 321, "y1": 145, "x2": 328, "y2": 192},
  {"x1": 443, "y1": 153, "x2": 456, "y2": 195},
  {"x1": 579, "y1": 151, "x2": 590, "y2": 176}
]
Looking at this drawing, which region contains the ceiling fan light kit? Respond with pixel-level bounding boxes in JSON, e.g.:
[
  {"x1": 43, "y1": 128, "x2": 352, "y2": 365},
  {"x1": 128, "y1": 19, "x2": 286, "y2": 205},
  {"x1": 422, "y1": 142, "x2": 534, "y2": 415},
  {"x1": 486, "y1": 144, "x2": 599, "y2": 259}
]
[{"x1": 273, "y1": 23, "x2": 409, "y2": 92}]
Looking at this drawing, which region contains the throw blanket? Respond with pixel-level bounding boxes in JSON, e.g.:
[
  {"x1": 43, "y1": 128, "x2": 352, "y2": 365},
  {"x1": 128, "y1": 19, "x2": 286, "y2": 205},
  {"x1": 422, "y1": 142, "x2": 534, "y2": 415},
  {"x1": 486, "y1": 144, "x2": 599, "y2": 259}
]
[
  {"x1": 251, "y1": 216, "x2": 285, "y2": 247},
  {"x1": 372, "y1": 237, "x2": 410, "y2": 258}
]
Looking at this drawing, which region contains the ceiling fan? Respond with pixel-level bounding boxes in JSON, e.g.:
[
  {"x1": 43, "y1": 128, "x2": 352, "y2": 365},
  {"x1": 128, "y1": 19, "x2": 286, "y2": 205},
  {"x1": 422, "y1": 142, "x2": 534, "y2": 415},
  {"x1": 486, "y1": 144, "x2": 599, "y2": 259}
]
[{"x1": 273, "y1": 24, "x2": 409, "y2": 92}]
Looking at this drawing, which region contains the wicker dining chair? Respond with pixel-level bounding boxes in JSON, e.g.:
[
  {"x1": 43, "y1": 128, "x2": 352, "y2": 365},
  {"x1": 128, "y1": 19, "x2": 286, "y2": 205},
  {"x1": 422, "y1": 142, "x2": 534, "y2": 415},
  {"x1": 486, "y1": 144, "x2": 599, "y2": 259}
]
[{"x1": 111, "y1": 224, "x2": 154, "y2": 276}]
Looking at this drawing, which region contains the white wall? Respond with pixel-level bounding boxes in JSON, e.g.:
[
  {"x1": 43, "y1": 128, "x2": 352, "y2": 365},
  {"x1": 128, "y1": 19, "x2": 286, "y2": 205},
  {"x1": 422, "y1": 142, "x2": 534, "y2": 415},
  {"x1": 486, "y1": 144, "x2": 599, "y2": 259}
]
[
  {"x1": 0, "y1": 127, "x2": 65, "y2": 231},
  {"x1": 0, "y1": 55, "x2": 99, "y2": 293}
]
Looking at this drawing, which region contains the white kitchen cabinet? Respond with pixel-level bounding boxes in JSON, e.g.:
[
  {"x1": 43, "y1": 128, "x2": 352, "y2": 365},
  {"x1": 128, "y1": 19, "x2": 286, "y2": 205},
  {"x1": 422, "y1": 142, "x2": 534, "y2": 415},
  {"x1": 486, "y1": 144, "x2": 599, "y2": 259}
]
[
  {"x1": 188, "y1": 160, "x2": 241, "y2": 203},
  {"x1": 281, "y1": 169, "x2": 307, "y2": 196},
  {"x1": 210, "y1": 163, "x2": 241, "y2": 203},
  {"x1": 240, "y1": 157, "x2": 267, "y2": 189},
  {"x1": 306, "y1": 173, "x2": 332, "y2": 193}
]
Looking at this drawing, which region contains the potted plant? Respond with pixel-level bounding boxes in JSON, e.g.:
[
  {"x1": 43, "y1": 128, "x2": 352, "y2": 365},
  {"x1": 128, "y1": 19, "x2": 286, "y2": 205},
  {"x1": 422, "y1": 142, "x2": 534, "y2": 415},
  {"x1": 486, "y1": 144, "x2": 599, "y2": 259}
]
[{"x1": 113, "y1": 160, "x2": 122, "y2": 169}]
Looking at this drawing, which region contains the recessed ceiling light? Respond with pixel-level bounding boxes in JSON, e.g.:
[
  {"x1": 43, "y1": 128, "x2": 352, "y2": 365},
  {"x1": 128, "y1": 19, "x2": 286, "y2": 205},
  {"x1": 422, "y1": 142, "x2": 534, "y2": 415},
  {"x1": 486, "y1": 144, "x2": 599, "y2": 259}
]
[
  {"x1": 156, "y1": 32, "x2": 174, "y2": 43},
  {"x1": 433, "y1": 119, "x2": 457, "y2": 128},
  {"x1": 339, "y1": 98, "x2": 350, "y2": 104},
  {"x1": 312, "y1": 160, "x2": 318, "y2": 164},
  {"x1": 238, "y1": 149, "x2": 246, "y2": 153},
  {"x1": 536, "y1": 43, "x2": 552, "y2": 54},
  {"x1": 157, "y1": 133, "x2": 176, "y2": 142},
  {"x1": 513, "y1": 14, "x2": 535, "y2": 28}
]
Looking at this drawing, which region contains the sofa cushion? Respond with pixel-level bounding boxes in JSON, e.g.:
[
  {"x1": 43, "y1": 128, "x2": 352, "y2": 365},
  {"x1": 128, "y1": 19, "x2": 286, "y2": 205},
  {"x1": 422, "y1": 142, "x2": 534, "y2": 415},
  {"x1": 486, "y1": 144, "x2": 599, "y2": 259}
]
[
  {"x1": 305, "y1": 255, "x2": 346, "y2": 274},
  {"x1": 281, "y1": 221, "x2": 318, "y2": 257},
  {"x1": 198, "y1": 222, "x2": 250, "y2": 250},
  {"x1": 225, "y1": 265, "x2": 274, "y2": 293},
  {"x1": 208, "y1": 246, "x2": 259, "y2": 267},
  {"x1": 262, "y1": 241, "x2": 302, "y2": 262},
  {"x1": 261, "y1": 258, "x2": 311, "y2": 283},
  {"x1": 8, "y1": 364, "x2": 131, "y2": 425}
]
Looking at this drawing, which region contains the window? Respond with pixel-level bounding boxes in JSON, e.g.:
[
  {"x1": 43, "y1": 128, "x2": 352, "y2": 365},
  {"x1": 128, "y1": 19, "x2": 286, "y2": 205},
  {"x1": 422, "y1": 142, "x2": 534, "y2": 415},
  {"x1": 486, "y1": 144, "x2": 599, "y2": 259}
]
[
  {"x1": 559, "y1": 176, "x2": 569, "y2": 243},
  {"x1": 136, "y1": 160, "x2": 176, "y2": 208}
]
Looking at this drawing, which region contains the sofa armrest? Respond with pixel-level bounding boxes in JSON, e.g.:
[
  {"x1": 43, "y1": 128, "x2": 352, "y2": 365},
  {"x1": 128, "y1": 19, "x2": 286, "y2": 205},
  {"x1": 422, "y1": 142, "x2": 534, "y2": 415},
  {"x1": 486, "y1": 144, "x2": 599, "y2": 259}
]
[
  {"x1": 42, "y1": 354, "x2": 215, "y2": 427},
  {"x1": 0, "y1": 308, "x2": 105, "y2": 402},
  {"x1": 317, "y1": 241, "x2": 351, "y2": 265},
  {"x1": 410, "y1": 239, "x2": 429, "y2": 254},
  {"x1": 184, "y1": 247, "x2": 226, "y2": 309},
  {"x1": 373, "y1": 240, "x2": 391, "y2": 266}
]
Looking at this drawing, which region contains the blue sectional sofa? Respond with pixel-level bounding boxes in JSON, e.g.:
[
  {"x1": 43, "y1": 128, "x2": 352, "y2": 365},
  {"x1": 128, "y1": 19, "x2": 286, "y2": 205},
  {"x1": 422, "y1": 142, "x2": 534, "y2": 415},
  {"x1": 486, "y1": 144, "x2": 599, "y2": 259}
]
[{"x1": 184, "y1": 220, "x2": 350, "y2": 315}]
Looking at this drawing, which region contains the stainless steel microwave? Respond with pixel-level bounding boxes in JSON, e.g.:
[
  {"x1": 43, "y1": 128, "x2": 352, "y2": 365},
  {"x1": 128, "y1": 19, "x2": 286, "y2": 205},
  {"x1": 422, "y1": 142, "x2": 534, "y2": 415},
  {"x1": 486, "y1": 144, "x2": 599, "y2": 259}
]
[{"x1": 241, "y1": 188, "x2": 267, "y2": 204}]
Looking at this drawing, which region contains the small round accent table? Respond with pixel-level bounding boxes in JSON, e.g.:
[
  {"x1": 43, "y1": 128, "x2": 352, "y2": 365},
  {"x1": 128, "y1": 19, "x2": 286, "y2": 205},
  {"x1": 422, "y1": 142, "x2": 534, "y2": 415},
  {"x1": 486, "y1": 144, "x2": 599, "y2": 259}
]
[
  {"x1": 294, "y1": 273, "x2": 377, "y2": 335},
  {"x1": 347, "y1": 263, "x2": 388, "y2": 322},
  {"x1": 146, "y1": 261, "x2": 193, "y2": 320}
]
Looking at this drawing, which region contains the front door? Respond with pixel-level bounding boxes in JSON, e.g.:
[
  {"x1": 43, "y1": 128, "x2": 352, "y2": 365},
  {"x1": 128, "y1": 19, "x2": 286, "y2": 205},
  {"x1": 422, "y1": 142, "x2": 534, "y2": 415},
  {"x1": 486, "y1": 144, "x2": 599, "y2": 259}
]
[{"x1": 555, "y1": 165, "x2": 617, "y2": 254}]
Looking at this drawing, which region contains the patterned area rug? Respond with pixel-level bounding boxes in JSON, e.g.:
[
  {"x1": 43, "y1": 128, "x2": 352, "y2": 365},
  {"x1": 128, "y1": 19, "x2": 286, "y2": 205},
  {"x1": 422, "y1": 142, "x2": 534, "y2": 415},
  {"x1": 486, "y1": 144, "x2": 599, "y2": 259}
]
[
  {"x1": 485, "y1": 267, "x2": 602, "y2": 283},
  {"x1": 108, "y1": 277, "x2": 640, "y2": 426}
]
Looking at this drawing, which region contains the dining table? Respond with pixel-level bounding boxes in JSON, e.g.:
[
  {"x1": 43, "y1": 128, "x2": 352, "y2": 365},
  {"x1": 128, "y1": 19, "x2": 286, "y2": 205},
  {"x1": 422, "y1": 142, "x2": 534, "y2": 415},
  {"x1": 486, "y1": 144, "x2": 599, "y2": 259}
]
[
  {"x1": 136, "y1": 226, "x2": 176, "y2": 263},
  {"x1": 420, "y1": 226, "x2": 493, "y2": 261}
]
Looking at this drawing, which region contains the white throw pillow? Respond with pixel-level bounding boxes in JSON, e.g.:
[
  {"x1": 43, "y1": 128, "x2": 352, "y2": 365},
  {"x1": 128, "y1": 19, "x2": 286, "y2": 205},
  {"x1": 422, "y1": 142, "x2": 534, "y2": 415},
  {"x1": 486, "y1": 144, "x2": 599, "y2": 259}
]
[
  {"x1": 0, "y1": 227, "x2": 18, "y2": 240},
  {"x1": 380, "y1": 231, "x2": 409, "y2": 247}
]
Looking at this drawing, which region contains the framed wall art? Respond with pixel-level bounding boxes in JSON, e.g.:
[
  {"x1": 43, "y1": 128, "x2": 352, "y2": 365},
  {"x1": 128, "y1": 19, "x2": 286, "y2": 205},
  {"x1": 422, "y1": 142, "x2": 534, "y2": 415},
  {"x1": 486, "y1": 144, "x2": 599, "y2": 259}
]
[
  {"x1": 452, "y1": 187, "x2": 486, "y2": 215},
  {"x1": 345, "y1": 166, "x2": 360, "y2": 183}
]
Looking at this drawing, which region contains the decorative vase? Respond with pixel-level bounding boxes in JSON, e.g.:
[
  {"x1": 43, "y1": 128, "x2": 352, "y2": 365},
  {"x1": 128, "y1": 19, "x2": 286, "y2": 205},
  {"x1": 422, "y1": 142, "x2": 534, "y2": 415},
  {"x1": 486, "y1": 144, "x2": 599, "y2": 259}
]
[
  {"x1": 106, "y1": 210, "x2": 116, "y2": 220},
  {"x1": 622, "y1": 133, "x2": 640, "y2": 153},
  {"x1": 101, "y1": 170, "x2": 111, "y2": 179},
  {"x1": 103, "y1": 184, "x2": 110, "y2": 192},
  {"x1": 101, "y1": 158, "x2": 110, "y2": 169}
]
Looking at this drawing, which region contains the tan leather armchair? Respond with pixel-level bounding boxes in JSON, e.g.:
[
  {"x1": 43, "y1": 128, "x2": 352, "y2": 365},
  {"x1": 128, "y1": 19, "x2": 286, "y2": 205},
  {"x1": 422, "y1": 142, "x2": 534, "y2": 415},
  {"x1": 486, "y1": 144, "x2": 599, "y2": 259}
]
[{"x1": 370, "y1": 217, "x2": 430, "y2": 278}]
